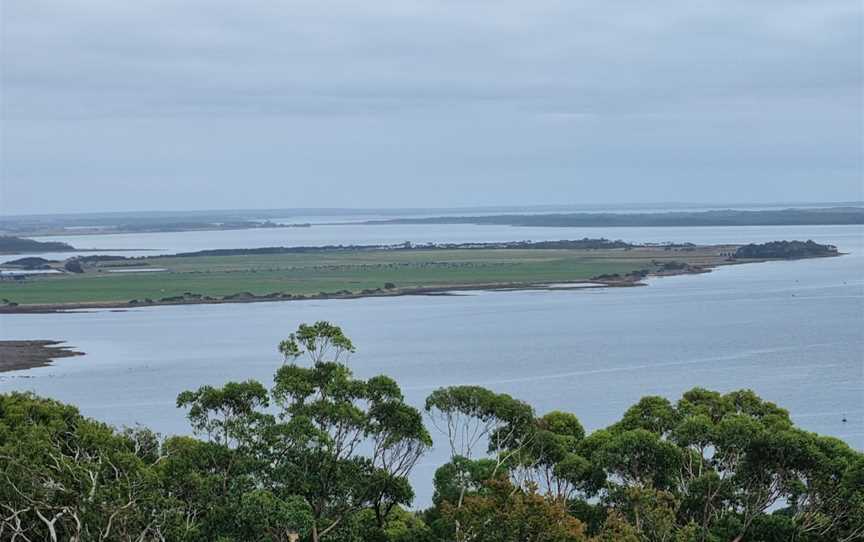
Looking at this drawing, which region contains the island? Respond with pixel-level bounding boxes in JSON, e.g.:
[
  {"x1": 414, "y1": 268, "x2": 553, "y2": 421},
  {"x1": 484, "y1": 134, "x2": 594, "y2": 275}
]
[{"x1": 0, "y1": 239, "x2": 840, "y2": 313}]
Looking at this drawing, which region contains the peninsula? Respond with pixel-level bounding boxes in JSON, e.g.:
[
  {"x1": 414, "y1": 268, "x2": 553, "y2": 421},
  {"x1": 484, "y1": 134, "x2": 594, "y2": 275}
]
[{"x1": 0, "y1": 239, "x2": 839, "y2": 313}]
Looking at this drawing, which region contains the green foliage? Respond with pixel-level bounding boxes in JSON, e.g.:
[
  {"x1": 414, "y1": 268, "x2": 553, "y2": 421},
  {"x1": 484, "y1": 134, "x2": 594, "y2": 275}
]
[
  {"x1": 261, "y1": 322, "x2": 429, "y2": 541},
  {"x1": 0, "y1": 393, "x2": 164, "y2": 541},
  {"x1": 1, "y1": 325, "x2": 861, "y2": 542},
  {"x1": 177, "y1": 379, "x2": 269, "y2": 446},
  {"x1": 440, "y1": 479, "x2": 587, "y2": 542},
  {"x1": 238, "y1": 491, "x2": 313, "y2": 542},
  {"x1": 614, "y1": 395, "x2": 680, "y2": 435},
  {"x1": 431, "y1": 457, "x2": 499, "y2": 507},
  {"x1": 278, "y1": 321, "x2": 355, "y2": 363}
]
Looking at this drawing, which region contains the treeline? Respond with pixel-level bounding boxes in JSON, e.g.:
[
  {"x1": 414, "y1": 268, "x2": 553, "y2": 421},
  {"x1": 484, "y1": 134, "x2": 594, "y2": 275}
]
[
  {"x1": 364, "y1": 207, "x2": 864, "y2": 227},
  {"x1": 1, "y1": 322, "x2": 861, "y2": 542},
  {"x1": 0, "y1": 236, "x2": 74, "y2": 253},
  {"x1": 734, "y1": 240, "x2": 838, "y2": 259}
]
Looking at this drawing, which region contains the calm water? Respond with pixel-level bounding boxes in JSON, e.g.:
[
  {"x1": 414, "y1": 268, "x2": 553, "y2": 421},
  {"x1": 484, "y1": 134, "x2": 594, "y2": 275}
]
[
  {"x1": 10, "y1": 222, "x2": 864, "y2": 262},
  {"x1": 1, "y1": 224, "x2": 862, "y2": 505}
]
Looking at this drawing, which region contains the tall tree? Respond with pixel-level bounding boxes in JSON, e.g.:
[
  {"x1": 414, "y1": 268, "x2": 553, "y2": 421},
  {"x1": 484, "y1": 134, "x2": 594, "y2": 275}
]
[{"x1": 270, "y1": 321, "x2": 429, "y2": 542}]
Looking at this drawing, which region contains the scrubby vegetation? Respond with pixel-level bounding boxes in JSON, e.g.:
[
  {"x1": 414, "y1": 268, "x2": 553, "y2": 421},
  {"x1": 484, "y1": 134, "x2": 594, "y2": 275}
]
[
  {"x1": 734, "y1": 240, "x2": 838, "y2": 259},
  {"x1": 1, "y1": 322, "x2": 861, "y2": 541}
]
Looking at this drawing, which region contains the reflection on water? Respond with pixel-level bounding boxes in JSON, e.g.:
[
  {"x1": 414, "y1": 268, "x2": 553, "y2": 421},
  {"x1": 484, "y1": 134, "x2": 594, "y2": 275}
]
[{"x1": 1, "y1": 224, "x2": 862, "y2": 506}]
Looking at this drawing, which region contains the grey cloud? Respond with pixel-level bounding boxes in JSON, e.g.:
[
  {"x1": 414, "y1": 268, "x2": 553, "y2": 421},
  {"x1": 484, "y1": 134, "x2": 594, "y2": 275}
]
[{"x1": 1, "y1": 0, "x2": 861, "y2": 212}]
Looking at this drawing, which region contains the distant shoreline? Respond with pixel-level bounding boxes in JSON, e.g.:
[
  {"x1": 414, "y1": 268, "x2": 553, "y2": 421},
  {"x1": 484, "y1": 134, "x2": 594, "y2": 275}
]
[
  {"x1": 360, "y1": 207, "x2": 864, "y2": 228},
  {"x1": 0, "y1": 248, "x2": 154, "y2": 256},
  {"x1": 1, "y1": 206, "x2": 861, "y2": 239}
]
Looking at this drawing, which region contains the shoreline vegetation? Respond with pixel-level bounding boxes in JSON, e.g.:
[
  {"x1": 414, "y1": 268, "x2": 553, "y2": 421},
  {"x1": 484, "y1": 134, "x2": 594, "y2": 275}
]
[
  {"x1": 0, "y1": 240, "x2": 839, "y2": 313},
  {"x1": 1, "y1": 322, "x2": 861, "y2": 541},
  {"x1": 0, "y1": 340, "x2": 84, "y2": 373}
]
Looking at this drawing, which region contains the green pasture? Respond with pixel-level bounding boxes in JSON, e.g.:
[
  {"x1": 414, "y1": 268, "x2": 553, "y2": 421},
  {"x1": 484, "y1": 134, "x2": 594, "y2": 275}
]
[{"x1": 0, "y1": 248, "x2": 721, "y2": 306}]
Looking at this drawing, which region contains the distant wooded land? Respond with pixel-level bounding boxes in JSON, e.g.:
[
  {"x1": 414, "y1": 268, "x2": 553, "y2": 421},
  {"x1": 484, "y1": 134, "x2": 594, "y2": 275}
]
[
  {"x1": 2, "y1": 206, "x2": 862, "y2": 236},
  {"x1": 363, "y1": 207, "x2": 864, "y2": 227}
]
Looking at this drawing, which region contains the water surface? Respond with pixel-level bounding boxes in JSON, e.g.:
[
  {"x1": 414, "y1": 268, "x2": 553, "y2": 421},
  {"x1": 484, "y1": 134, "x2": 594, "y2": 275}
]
[
  {"x1": 1, "y1": 224, "x2": 862, "y2": 505},
  {"x1": 11, "y1": 223, "x2": 861, "y2": 262}
]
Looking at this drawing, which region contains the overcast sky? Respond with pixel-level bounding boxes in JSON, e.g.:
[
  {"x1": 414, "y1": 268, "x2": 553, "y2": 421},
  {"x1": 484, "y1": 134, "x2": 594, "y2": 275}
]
[{"x1": 1, "y1": 0, "x2": 862, "y2": 214}]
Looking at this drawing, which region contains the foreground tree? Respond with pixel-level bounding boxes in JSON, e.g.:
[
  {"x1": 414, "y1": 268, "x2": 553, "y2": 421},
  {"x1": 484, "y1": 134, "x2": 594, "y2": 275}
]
[
  {"x1": 171, "y1": 321, "x2": 431, "y2": 541},
  {"x1": 0, "y1": 393, "x2": 165, "y2": 541},
  {"x1": 1, "y1": 324, "x2": 861, "y2": 542},
  {"x1": 439, "y1": 479, "x2": 586, "y2": 542}
]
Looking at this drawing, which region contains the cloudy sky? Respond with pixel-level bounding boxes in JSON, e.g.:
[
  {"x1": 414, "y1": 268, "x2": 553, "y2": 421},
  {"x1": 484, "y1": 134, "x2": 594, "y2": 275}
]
[{"x1": 1, "y1": 0, "x2": 862, "y2": 214}]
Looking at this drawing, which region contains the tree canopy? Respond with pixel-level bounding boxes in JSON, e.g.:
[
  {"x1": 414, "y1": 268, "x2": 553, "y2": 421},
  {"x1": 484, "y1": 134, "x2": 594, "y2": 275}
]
[{"x1": 1, "y1": 323, "x2": 860, "y2": 542}]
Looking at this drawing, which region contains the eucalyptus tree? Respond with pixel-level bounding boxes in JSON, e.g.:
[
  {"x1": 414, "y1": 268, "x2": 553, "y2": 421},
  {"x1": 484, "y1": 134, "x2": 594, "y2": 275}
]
[
  {"x1": 278, "y1": 320, "x2": 355, "y2": 364},
  {"x1": 237, "y1": 490, "x2": 314, "y2": 542},
  {"x1": 4, "y1": 332, "x2": 863, "y2": 542},
  {"x1": 173, "y1": 321, "x2": 430, "y2": 542},
  {"x1": 789, "y1": 435, "x2": 864, "y2": 542},
  {"x1": 0, "y1": 393, "x2": 165, "y2": 542},
  {"x1": 270, "y1": 321, "x2": 430, "y2": 542},
  {"x1": 509, "y1": 411, "x2": 589, "y2": 502},
  {"x1": 424, "y1": 385, "x2": 535, "y2": 542},
  {"x1": 176, "y1": 380, "x2": 270, "y2": 449},
  {"x1": 440, "y1": 479, "x2": 587, "y2": 542},
  {"x1": 366, "y1": 386, "x2": 432, "y2": 528},
  {"x1": 425, "y1": 386, "x2": 534, "y2": 489}
]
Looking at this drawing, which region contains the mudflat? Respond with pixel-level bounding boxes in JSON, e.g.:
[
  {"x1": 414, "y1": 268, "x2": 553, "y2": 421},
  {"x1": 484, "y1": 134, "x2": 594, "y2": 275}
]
[{"x1": 0, "y1": 340, "x2": 84, "y2": 373}]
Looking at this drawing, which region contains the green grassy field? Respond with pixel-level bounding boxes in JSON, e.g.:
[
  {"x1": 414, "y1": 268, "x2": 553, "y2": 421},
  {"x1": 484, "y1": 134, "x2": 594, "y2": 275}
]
[{"x1": 0, "y1": 247, "x2": 731, "y2": 307}]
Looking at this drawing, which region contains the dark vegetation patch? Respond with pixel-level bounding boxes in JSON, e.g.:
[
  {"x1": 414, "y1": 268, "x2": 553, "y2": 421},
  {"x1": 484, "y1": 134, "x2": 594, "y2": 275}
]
[
  {"x1": 734, "y1": 240, "x2": 838, "y2": 259},
  {"x1": 1, "y1": 257, "x2": 56, "y2": 269},
  {"x1": 0, "y1": 236, "x2": 74, "y2": 253}
]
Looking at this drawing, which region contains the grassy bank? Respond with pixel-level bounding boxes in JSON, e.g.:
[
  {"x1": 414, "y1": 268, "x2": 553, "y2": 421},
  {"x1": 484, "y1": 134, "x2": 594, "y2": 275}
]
[{"x1": 0, "y1": 245, "x2": 745, "y2": 309}]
